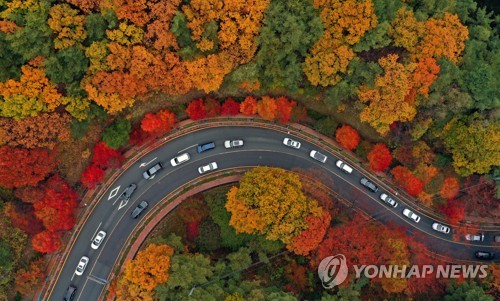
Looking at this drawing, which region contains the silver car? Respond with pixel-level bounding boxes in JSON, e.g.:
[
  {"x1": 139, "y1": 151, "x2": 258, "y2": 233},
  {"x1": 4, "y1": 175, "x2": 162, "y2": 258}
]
[
  {"x1": 336, "y1": 160, "x2": 353, "y2": 173},
  {"x1": 402, "y1": 208, "x2": 421, "y2": 223},
  {"x1": 224, "y1": 140, "x2": 244, "y2": 148},
  {"x1": 283, "y1": 138, "x2": 301, "y2": 149},
  {"x1": 143, "y1": 162, "x2": 163, "y2": 179},
  {"x1": 310, "y1": 150, "x2": 327, "y2": 163},
  {"x1": 75, "y1": 256, "x2": 89, "y2": 276},
  {"x1": 432, "y1": 223, "x2": 451, "y2": 234},
  {"x1": 465, "y1": 233, "x2": 484, "y2": 241},
  {"x1": 170, "y1": 153, "x2": 190, "y2": 166},
  {"x1": 91, "y1": 231, "x2": 106, "y2": 250},
  {"x1": 198, "y1": 162, "x2": 218, "y2": 174},
  {"x1": 380, "y1": 193, "x2": 398, "y2": 208}
]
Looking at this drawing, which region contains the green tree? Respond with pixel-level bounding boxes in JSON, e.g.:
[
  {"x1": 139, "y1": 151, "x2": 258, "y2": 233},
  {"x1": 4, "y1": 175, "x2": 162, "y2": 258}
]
[
  {"x1": 195, "y1": 218, "x2": 221, "y2": 252},
  {"x1": 255, "y1": 0, "x2": 323, "y2": 90},
  {"x1": 5, "y1": 2, "x2": 53, "y2": 61},
  {"x1": 85, "y1": 13, "x2": 107, "y2": 43},
  {"x1": 372, "y1": 0, "x2": 403, "y2": 22},
  {"x1": 0, "y1": 239, "x2": 14, "y2": 273},
  {"x1": 442, "y1": 114, "x2": 500, "y2": 176},
  {"x1": 102, "y1": 119, "x2": 131, "y2": 149},
  {"x1": 44, "y1": 46, "x2": 88, "y2": 85},
  {"x1": 444, "y1": 281, "x2": 494, "y2": 301},
  {"x1": 0, "y1": 33, "x2": 23, "y2": 82},
  {"x1": 352, "y1": 22, "x2": 392, "y2": 52}
]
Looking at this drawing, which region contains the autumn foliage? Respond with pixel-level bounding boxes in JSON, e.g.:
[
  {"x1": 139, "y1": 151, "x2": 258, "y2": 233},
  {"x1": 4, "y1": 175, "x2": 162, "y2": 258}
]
[
  {"x1": 240, "y1": 96, "x2": 258, "y2": 115},
  {"x1": 335, "y1": 124, "x2": 360, "y2": 150},
  {"x1": 140, "y1": 109, "x2": 176, "y2": 135},
  {"x1": 185, "y1": 98, "x2": 207, "y2": 120},
  {"x1": 32, "y1": 230, "x2": 61, "y2": 253},
  {"x1": 220, "y1": 98, "x2": 240, "y2": 116},
  {"x1": 391, "y1": 166, "x2": 424, "y2": 197},
  {"x1": 14, "y1": 258, "x2": 46, "y2": 295},
  {"x1": 0, "y1": 146, "x2": 57, "y2": 188},
  {"x1": 116, "y1": 243, "x2": 174, "y2": 300},
  {"x1": 225, "y1": 167, "x2": 329, "y2": 254},
  {"x1": 367, "y1": 143, "x2": 392, "y2": 172},
  {"x1": 440, "y1": 177, "x2": 460, "y2": 200},
  {"x1": 439, "y1": 199, "x2": 465, "y2": 225}
]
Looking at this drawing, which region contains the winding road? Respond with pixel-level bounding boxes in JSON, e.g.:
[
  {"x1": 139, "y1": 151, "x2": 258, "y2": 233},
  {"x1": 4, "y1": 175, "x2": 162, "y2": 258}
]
[{"x1": 47, "y1": 124, "x2": 499, "y2": 301}]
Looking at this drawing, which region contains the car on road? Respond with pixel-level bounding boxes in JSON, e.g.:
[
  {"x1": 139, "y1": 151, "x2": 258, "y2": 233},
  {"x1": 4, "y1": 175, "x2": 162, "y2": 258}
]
[
  {"x1": 283, "y1": 138, "x2": 301, "y2": 149},
  {"x1": 380, "y1": 193, "x2": 398, "y2": 208},
  {"x1": 143, "y1": 162, "x2": 163, "y2": 179},
  {"x1": 360, "y1": 177, "x2": 378, "y2": 192},
  {"x1": 91, "y1": 231, "x2": 107, "y2": 250},
  {"x1": 197, "y1": 142, "x2": 215, "y2": 153},
  {"x1": 432, "y1": 223, "x2": 451, "y2": 234},
  {"x1": 117, "y1": 184, "x2": 137, "y2": 203},
  {"x1": 131, "y1": 201, "x2": 149, "y2": 219},
  {"x1": 224, "y1": 140, "x2": 244, "y2": 148},
  {"x1": 465, "y1": 233, "x2": 484, "y2": 241},
  {"x1": 170, "y1": 153, "x2": 190, "y2": 166},
  {"x1": 475, "y1": 251, "x2": 495, "y2": 260},
  {"x1": 64, "y1": 285, "x2": 77, "y2": 301},
  {"x1": 75, "y1": 256, "x2": 89, "y2": 276},
  {"x1": 402, "y1": 208, "x2": 421, "y2": 223},
  {"x1": 310, "y1": 150, "x2": 327, "y2": 163},
  {"x1": 336, "y1": 160, "x2": 353, "y2": 174},
  {"x1": 198, "y1": 162, "x2": 218, "y2": 174}
]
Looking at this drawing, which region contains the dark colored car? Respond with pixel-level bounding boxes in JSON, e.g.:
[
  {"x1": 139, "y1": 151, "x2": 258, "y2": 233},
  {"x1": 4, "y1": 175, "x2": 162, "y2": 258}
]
[
  {"x1": 143, "y1": 162, "x2": 163, "y2": 179},
  {"x1": 117, "y1": 184, "x2": 137, "y2": 203},
  {"x1": 64, "y1": 285, "x2": 77, "y2": 301},
  {"x1": 197, "y1": 142, "x2": 215, "y2": 153},
  {"x1": 475, "y1": 251, "x2": 495, "y2": 260},
  {"x1": 360, "y1": 177, "x2": 379, "y2": 193},
  {"x1": 131, "y1": 201, "x2": 149, "y2": 219}
]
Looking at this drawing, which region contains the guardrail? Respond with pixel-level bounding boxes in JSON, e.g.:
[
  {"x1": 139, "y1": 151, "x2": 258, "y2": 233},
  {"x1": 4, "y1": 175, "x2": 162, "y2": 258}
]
[{"x1": 39, "y1": 116, "x2": 499, "y2": 301}]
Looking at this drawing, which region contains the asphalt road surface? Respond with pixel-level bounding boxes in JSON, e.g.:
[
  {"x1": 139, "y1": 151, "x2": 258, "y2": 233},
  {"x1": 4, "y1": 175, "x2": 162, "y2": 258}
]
[{"x1": 48, "y1": 126, "x2": 499, "y2": 301}]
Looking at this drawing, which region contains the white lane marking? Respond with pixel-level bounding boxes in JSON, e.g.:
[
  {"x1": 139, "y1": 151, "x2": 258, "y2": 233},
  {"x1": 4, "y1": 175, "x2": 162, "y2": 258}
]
[
  {"x1": 118, "y1": 199, "x2": 129, "y2": 210},
  {"x1": 139, "y1": 157, "x2": 157, "y2": 167},
  {"x1": 177, "y1": 144, "x2": 197, "y2": 153},
  {"x1": 90, "y1": 222, "x2": 102, "y2": 242},
  {"x1": 71, "y1": 273, "x2": 75, "y2": 281},
  {"x1": 108, "y1": 186, "x2": 121, "y2": 200}
]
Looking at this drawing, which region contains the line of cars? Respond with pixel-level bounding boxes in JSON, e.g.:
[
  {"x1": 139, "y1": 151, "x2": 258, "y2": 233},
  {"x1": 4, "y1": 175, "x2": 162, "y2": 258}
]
[{"x1": 298, "y1": 137, "x2": 497, "y2": 261}]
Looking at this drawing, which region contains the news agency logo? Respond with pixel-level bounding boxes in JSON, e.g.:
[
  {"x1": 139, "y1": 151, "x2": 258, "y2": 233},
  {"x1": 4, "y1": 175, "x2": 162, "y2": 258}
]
[
  {"x1": 317, "y1": 254, "x2": 349, "y2": 289},
  {"x1": 318, "y1": 254, "x2": 489, "y2": 289}
]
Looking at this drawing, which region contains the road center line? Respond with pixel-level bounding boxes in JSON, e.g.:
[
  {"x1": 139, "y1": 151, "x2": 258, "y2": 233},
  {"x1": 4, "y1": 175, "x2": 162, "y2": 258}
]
[{"x1": 177, "y1": 144, "x2": 197, "y2": 153}]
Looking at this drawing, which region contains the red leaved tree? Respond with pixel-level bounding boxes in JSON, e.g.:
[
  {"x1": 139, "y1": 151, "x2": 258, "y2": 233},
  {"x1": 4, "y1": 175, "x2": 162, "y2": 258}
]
[
  {"x1": 391, "y1": 166, "x2": 424, "y2": 196},
  {"x1": 367, "y1": 143, "x2": 392, "y2": 172},
  {"x1": 335, "y1": 124, "x2": 360, "y2": 150},
  {"x1": 239, "y1": 96, "x2": 258, "y2": 115},
  {"x1": 439, "y1": 177, "x2": 459, "y2": 200},
  {"x1": 34, "y1": 174, "x2": 78, "y2": 232},
  {"x1": 288, "y1": 210, "x2": 331, "y2": 255},
  {"x1": 185, "y1": 98, "x2": 207, "y2": 120},
  {"x1": 32, "y1": 230, "x2": 60, "y2": 253},
  {"x1": 0, "y1": 146, "x2": 56, "y2": 188},
  {"x1": 91, "y1": 141, "x2": 124, "y2": 169},
  {"x1": 439, "y1": 199, "x2": 465, "y2": 224},
  {"x1": 80, "y1": 164, "x2": 105, "y2": 189},
  {"x1": 290, "y1": 103, "x2": 307, "y2": 123},
  {"x1": 221, "y1": 98, "x2": 240, "y2": 116},
  {"x1": 275, "y1": 96, "x2": 295, "y2": 124},
  {"x1": 4, "y1": 202, "x2": 44, "y2": 235},
  {"x1": 140, "y1": 109, "x2": 176, "y2": 136}
]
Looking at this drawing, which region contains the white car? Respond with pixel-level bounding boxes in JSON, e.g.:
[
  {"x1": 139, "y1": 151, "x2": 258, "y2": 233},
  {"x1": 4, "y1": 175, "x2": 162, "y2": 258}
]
[
  {"x1": 224, "y1": 140, "x2": 244, "y2": 148},
  {"x1": 170, "y1": 153, "x2": 190, "y2": 166},
  {"x1": 91, "y1": 231, "x2": 106, "y2": 250},
  {"x1": 402, "y1": 208, "x2": 421, "y2": 223},
  {"x1": 310, "y1": 150, "x2": 327, "y2": 163},
  {"x1": 75, "y1": 256, "x2": 89, "y2": 276},
  {"x1": 465, "y1": 233, "x2": 484, "y2": 241},
  {"x1": 380, "y1": 193, "x2": 398, "y2": 208},
  {"x1": 283, "y1": 138, "x2": 301, "y2": 149},
  {"x1": 198, "y1": 162, "x2": 218, "y2": 174},
  {"x1": 335, "y1": 160, "x2": 353, "y2": 173},
  {"x1": 432, "y1": 223, "x2": 451, "y2": 234}
]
